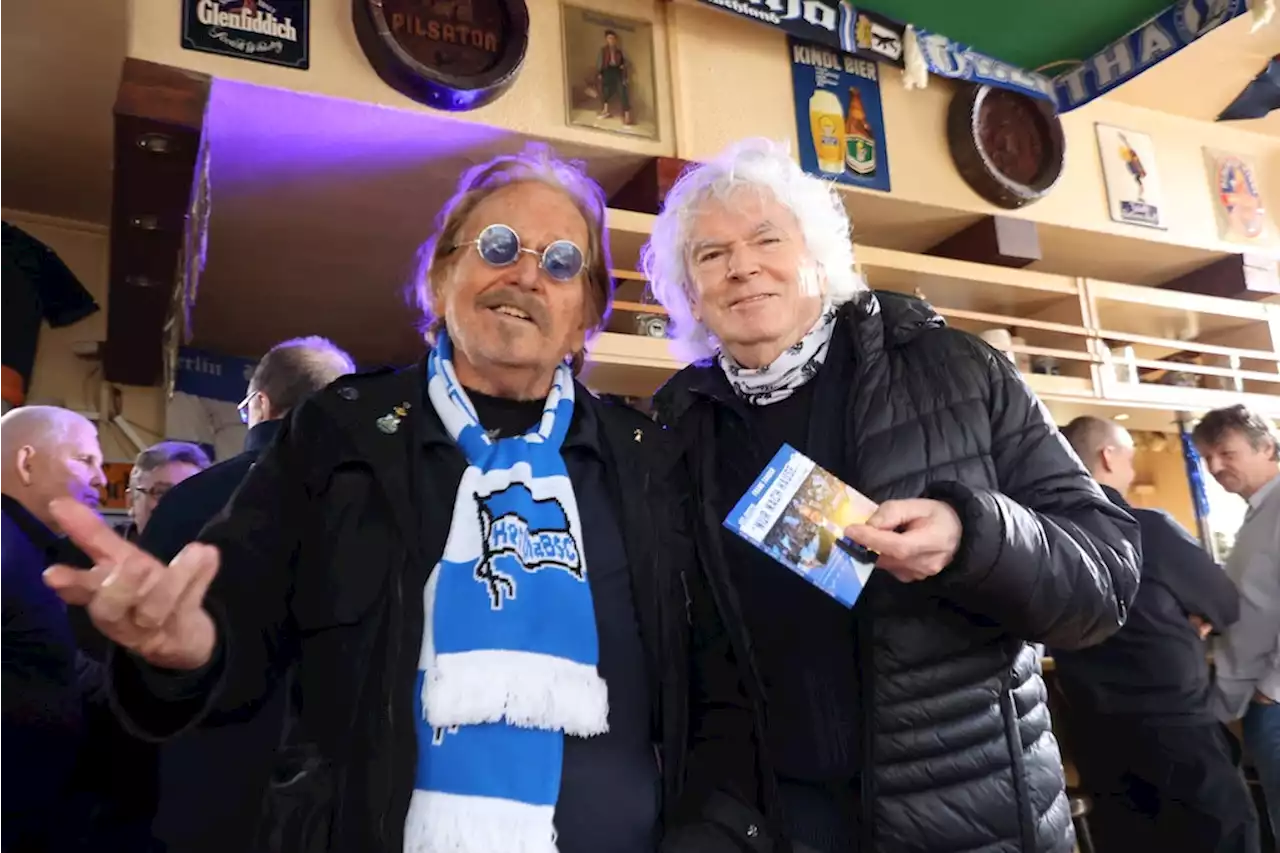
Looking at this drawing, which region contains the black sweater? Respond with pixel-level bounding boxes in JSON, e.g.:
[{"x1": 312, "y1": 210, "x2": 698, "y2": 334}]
[{"x1": 710, "y1": 380, "x2": 862, "y2": 852}]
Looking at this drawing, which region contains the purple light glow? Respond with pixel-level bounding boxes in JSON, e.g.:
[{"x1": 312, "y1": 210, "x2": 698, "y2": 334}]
[{"x1": 206, "y1": 79, "x2": 515, "y2": 191}]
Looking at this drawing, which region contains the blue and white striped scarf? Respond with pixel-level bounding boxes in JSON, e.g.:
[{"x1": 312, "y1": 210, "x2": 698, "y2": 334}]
[{"x1": 405, "y1": 335, "x2": 608, "y2": 852}]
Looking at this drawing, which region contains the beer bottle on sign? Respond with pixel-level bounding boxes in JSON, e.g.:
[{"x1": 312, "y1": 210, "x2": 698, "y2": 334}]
[{"x1": 845, "y1": 88, "x2": 876, "y2": 177}]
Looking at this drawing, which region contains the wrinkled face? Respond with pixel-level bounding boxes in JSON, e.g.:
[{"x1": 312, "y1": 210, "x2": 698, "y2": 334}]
[
  {"x1": 1198, "y1": 429, "x2": 1278, "y2": 498},
  {"x1": 129, "y1": 460, "x2": 203, "y2": 532},
  {"x1": 19, "y1": 420, "x2": 106, "y2": 530},
  {"x1": 433, "y1": 182, "x2": 592, "y2": 388},
  {"x1": 686, "y1": 189, "x2": 823, "y2": 366}
]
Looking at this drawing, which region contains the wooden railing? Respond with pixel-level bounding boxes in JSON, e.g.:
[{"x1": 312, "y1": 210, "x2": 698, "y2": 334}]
[{"x1": 589, "y1": 209, "x2": 1280, "y2": 419}]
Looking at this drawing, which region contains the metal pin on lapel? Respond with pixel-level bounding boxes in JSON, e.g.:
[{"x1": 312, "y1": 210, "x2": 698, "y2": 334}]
[
  {"x1": 633, "y1": 428, "x2": 643, "y2": 443},
  {"x1": 376, "y1": 402, "x2": 412, "y2": 434}
]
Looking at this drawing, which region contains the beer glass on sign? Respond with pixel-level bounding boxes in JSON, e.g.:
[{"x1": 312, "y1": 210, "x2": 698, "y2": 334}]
[{"x1": 809, "y1": 90, "x2": 846, "y2": 176}]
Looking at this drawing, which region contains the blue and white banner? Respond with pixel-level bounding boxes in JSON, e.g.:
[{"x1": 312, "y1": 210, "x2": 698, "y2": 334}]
[
  {"x1": 173, "y1": 347, "x2": 257, "y2": 402},
  {"x1": 697, "y1": 0, "x2": 1056, "y2": 105},
  {"x1": 913, "y1": 27, "x2": 1056, "y2": 103},
  {"x1": 700, "y1": 0, "x2": 1260, "y2": 115},
  {"x1": 166, "y1": 347, "x2": 256, "y2": 462},
  {"x1": 1055, "y1": 0, "x2": 1249, "y2": 112}
]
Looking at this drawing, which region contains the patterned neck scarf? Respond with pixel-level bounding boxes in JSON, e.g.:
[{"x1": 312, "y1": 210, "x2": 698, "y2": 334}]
[{"x1": 718, "y1": 302, "x2": 838, "y2": 406}]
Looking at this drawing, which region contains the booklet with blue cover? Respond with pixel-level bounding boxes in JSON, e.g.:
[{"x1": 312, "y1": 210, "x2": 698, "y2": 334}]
[{"x1": 724, "y1": 444, "x2": 878, "y2": 608}]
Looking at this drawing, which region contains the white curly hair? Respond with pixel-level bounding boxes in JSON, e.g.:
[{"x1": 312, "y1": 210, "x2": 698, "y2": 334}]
[{"x1": 640, "y1": 138, "x2": 865, "y2": 362}]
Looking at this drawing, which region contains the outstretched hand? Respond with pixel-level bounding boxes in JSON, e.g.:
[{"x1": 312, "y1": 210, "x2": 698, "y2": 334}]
[
  {"x1": 43, "y1": 498, "x2": 219, "y2": 671},
  {"x1": 845, "y1": 498, "x2": 963, "y2": 583}
]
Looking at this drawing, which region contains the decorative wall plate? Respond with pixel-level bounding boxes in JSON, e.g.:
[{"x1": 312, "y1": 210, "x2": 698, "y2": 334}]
[
  {"x1": 947, "y1": 84, "x2": 1066, "y2": 209},
  {"x1": 352, "y1": 0, "x2": 529, "y2": 112}
]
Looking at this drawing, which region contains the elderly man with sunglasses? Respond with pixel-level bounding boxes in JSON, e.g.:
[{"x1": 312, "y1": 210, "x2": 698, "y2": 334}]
[{"x1": 43, "y1": 146, "x2": 692, "y2": 853}]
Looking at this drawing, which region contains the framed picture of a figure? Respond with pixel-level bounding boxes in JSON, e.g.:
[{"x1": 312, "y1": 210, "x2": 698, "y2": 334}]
[
  {"x1": 1095, "y1": 124, "x2": 1166, "y2": 230},
  {"x1": 561, "y1": 4, "x2": 659, "y2": 140}
]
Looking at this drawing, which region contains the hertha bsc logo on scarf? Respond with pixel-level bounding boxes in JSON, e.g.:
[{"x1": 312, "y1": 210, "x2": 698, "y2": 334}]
[
  {"x1": 414, "y1": 334, "x2": 608, "y2": 853},
  {"x1": 475, "y1": 484, "x2": 584, "y2": 609}
]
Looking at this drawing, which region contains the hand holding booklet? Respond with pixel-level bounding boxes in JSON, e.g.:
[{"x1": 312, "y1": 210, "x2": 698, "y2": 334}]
[{"x1": 723, "y1": 444, "x2": 878, "y2": 608}]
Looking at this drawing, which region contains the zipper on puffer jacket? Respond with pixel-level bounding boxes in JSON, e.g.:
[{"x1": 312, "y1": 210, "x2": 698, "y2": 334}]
[
  {"x1": 857, "y1": 605, "x2": 876, "y2": 852},
  {"x1": 999, "y1": 645, "x2": 1037, "y2": 853}
]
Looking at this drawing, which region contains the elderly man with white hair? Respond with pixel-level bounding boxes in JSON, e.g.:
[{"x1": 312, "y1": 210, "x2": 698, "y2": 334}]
[{"x1": 646, "y1": 140, "x2": 1142, "y2": 853}]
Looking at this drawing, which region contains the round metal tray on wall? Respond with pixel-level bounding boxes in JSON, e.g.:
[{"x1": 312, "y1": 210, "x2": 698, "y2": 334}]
[
  {"x1": 947, "y1": 84, "x2": 1066, "y2": 210},
  {"x1": 352, "y1": 0, "x2": 530, "y2": 112}
]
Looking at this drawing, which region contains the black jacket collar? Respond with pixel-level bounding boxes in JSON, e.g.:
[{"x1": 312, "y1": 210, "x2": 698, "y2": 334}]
[
  {"x1": 244, "y1": 419, "x2": 282, "y2": 457},
  {"x1": 1100, "y1": 484, "x2": 1130, "y2": 510},
  {"x1": 654, "y1": 290, "x2": 945, "y2": 424}
]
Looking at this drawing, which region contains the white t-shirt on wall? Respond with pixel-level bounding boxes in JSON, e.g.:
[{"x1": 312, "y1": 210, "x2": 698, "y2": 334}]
[{"x1": 164, "y1": 391, "x2": 246, "y2": 463}]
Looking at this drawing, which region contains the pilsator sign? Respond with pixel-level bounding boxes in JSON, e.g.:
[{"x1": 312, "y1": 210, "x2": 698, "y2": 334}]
[
  {"x1": 696, "y1": 0, "x2": 1253, "y2": 113},
  {"x1": 181, "y1": 0, "x2": 310, "y2": 70},
  {"x1": 351, "y1": 0, "x2": 530, "y2": 112}
]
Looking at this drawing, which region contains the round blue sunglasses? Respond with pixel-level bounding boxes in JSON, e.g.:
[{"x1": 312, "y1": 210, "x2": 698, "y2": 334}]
[{"x1": 451, "y1": 223, "x2": 585, "y2": 282}]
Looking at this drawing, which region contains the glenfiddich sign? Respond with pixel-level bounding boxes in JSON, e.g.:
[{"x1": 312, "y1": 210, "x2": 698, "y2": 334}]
[
  {"x1": 352, "y1": 0, "x2": 530, "y2": 112},
  {"x1": 182, "y1": 0, "x2": 310, "y2": 69}
]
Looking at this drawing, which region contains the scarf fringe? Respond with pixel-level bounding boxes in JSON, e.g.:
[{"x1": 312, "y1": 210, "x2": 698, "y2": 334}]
[
  {"x1": 404, "y1": 789, "x2": 559, "y2": 853},
  {"x1": 425, "y1": 650, "x2": 610, "y2": 736}
]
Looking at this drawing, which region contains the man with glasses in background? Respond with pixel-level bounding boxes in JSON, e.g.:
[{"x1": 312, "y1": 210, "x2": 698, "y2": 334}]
[
  {"x1": 137, "y1": 335, "x2": 354, "y2": 853},
  {"x1": 126, "y1": 441, "x2": 211, "y2": 539}
]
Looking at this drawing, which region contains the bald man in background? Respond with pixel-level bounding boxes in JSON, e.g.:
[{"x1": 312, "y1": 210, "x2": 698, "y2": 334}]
[
  {"x1": 1, "y1": 406, "x2": 110, "y2": 850},
  {"x1": 1055, "y1": 416, "x2": 1257, "y2": 853}
]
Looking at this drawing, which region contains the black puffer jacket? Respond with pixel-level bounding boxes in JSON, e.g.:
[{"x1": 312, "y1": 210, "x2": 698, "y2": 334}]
[{"x1": 656, "y1": 292, "x2": 1141, "y2": 853}]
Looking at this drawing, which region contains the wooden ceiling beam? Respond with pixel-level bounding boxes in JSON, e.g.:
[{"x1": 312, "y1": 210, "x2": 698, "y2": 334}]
[
  {"x1": 607, "y1": 157, "x2": 691, "y2": 215},
  {"x1": 1161, "y1": 253, "x2": 1280, "y2": 302},
  {"x1": 926, "y1": 216, "x2": 1042, "y2": 269},
  {"x1": 104, "y1": 59, "x2": 211, "y2": 386}
]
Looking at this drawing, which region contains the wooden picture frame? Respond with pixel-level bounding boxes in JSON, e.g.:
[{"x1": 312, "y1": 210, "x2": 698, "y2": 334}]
[{"x1": 561, "y1": 4, "x2": 659, "y2": 141}]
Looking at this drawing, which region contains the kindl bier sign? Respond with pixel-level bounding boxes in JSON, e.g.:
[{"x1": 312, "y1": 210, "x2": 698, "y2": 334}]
[{"x1": 182, "y1": 0, "x2": 310, "y2": 69}]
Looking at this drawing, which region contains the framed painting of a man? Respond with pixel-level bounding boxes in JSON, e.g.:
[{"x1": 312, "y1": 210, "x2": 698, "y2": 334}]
[{"x1": 561, "y1": 4, "x2": 659, "y2": 140}]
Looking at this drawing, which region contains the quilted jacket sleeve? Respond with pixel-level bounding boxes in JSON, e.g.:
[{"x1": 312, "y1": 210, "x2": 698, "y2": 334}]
[{"x1": 926, "y1": 334, "x2": 1142, "y2": 651}]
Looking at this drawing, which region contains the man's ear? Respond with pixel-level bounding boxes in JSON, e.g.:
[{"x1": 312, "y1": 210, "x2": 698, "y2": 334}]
[
  {"x1": 688, "y1": 285, "x2": 703, "y2": 323},
  {"x1": 14, "y1": 446, "x2": 36, "y2": 486},
  {"x1": 1100, "y1": 446, "x2": 1119, "y2": 474},
  {"x1": 258, "y1": 391, "x2": 276, "y2": 423}
]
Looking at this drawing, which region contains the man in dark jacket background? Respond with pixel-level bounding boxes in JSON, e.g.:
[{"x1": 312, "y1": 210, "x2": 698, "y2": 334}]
[
  {"x1": 1, "y1": 405, "x2": 154, "y2": 851},
  {"x1": 643, "y1": 139, "x2": 1141, "y2": 853},
  {"x1": 137, "y1": 335, "x2": 355, "y2": 853},
  {"x1": 1056, "y1": 416, "x2": 1258, "y2": 853}
]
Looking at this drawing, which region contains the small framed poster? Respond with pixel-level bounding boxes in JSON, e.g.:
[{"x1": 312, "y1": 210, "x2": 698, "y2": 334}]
[
  {"x1": 181, "y1": 0, "x2": 310, "y2": 70},
  {"x1": 1095, "y1": 124, "x2": 1165, "y2": 229},
  {"x1": 789, "y1": 38, "x2": 890, "y2": 193},
  {"x1": 1204, "y1": 148, "x2": 1273, "y2": 243},
  {"x1": 561, "y1": 5, "x2": 659, "y2": 141}
]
